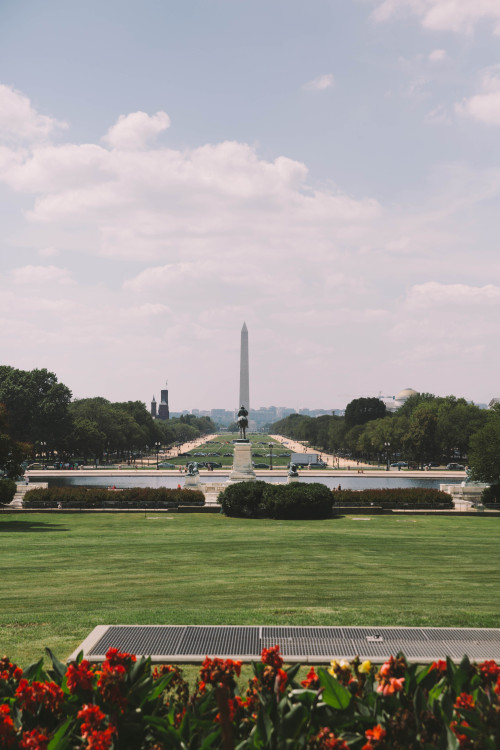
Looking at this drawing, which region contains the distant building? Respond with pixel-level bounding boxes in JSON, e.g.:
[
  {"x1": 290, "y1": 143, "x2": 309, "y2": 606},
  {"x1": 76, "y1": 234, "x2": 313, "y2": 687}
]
[
  {"x1": 384, "y1": 388, "x2": 418, "y2": 413},
  {"x1": 151, "y1": 383, "x2": 169, "y2": 420},
  {"x1": 489, "y1": 398, "x2": 500, "y2": 409}
]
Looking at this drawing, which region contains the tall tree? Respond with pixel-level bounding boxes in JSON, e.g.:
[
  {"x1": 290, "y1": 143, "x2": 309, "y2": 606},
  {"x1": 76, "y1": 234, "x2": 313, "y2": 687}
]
[
  {"x1": 0, "y1": 367, "x2": 72, "y2": 447},
  {"x1": 344, "y1": 397, "x2": 386, "y2": 429},
  {"x1": 468, "y1": 415, "x2": 500, "y2": 484},
  {"x1": 0, "y1": 404, "x2": 31, "y2": 478}
]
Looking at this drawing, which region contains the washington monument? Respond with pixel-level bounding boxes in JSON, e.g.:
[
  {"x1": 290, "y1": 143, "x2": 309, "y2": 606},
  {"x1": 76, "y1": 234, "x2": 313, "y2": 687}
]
[{"x1": 239, "y1": 322, "x2": 249, "y2": 412}]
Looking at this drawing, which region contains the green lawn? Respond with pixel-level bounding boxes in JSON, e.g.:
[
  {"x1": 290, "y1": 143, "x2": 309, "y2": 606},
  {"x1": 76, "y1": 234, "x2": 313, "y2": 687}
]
[{"x1": 1, "y1": 513, "x2": 499, "y2": 665}]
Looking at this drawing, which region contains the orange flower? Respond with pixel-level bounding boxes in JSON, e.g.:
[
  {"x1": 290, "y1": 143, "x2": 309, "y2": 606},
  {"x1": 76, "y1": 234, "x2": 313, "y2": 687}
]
[
  {"x1": 454, "y1": 693, "x2": 475, "y2": 711},
  {"x1": 376, "y1": 676, "x2": 405, "y2": 696},
  {"x1": 365, "y1": 725, "x2": 386, "y2": 741},
  {"x1": 429, "y1": 660, "x2": 447, "y2": 674}
]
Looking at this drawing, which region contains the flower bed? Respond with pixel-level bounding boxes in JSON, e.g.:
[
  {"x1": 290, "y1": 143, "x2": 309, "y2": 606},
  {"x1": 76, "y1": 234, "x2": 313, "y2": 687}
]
[
  {"x1": 0, "y1": 646, "x2": 498, "y2": 748},
  {"x1": 22, "y1": 487, "x2": 204, "y2": 509}
]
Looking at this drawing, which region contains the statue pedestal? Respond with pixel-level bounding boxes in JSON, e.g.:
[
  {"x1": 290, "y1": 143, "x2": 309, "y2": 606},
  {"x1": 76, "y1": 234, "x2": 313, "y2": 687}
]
[
  {"x1": 184, "y1": 474, "x2": 202, "y2": 491},
  {"x1": 229, "y1": 440, "x2": 256, "y2": 482},
  {"x1": 287, "y1": 475, "x2": 299, "y2": 483}
]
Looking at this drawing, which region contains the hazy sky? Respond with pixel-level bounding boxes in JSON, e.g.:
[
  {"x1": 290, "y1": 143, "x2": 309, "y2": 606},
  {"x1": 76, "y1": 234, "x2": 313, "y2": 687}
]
[{"x1": 1, "y1": 0, "x2": 500, "y2": 411}]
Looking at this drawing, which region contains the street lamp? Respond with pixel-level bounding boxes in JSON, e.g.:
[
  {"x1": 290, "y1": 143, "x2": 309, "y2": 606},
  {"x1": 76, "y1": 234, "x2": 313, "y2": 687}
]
[
  {"x1": 40, "y1": 441, "x2": 46, "y2": 468},
  {"x1": 155, "y1": 442, "x2": 161, "y2": 470},
  {"x1": 268, "y1": 442, "x2": 273, "y2": 471},
  {"x1": 384, "y1": 442, "x2": 390, "y2": 472}
]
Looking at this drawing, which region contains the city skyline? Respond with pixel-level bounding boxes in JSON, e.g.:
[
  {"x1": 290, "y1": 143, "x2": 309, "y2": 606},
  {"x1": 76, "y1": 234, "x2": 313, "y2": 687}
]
[{"x1": 1, "y1": 2, "x2": 500, "y2": 409}]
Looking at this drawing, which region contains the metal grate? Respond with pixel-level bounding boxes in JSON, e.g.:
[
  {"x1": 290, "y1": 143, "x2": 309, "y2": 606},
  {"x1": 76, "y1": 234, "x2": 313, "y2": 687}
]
[{"x1": 69, "y1": 625, "x2": 500, "y2": 664}]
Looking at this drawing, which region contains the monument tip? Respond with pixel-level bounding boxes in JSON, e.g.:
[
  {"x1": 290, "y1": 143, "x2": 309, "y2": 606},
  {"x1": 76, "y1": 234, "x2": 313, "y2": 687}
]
[{"x1": 242, "y1": 322, "x2": 247, "y2": 332}]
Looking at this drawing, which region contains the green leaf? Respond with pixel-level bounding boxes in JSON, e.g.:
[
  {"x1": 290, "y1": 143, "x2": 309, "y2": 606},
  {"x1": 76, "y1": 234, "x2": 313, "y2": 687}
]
[
  {"x1": 47, "y1": 719, "x2": 73, "y2": 750},
  {"x1": 452, "y1": 655, "x2": 471, "y2": 695},
  {"x1": 199, "y1": 729, "x2": 223, "y2": 749},
  {"x1": 288, "y1": 688, "x2": 318, "y2": 707},
  {"x1": 141, "y1": 671, "x2": 175, "y2": 705},
  {"x1": 282, "y1": 703, "x2": 307, "y2": 738},
  {"x1": 318, "y1": 668, "x2": 352, "y2": 711},
  {"x1": 22, "y1": 657, "x2": 46, "y2": 682},
  {"x1": 45, "y1": 647, "x2": 67, "y2": 684},
  {"x1": 285, "y1": 663, "x2": 301, "y2": 683}
]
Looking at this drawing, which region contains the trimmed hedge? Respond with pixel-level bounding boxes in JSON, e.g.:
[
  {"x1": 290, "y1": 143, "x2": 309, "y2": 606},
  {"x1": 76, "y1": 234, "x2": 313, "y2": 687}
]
[
  {"x1": 23, "y1": 486, "x2": 204, "y2": 509},
  {"x1": 218, "y1": 481, "x2": 267, "y2": 518},
  {"x1": 220, "y1": 481, "x2": 334, "y2": 519},
  {"x1": 262, "y1": 482, "x2": 333, "y2": 520},
  {"x1": 0, "y1": 478, "x2": 16, "y2": 504},
  {"x1": 333, "y1": 487, "x2": 453, "y2": 508}
]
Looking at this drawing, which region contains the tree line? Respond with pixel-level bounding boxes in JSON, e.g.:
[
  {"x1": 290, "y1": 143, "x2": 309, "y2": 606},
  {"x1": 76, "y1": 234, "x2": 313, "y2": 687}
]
[
  {"x1": 0, "y1": 366, "x2": 216, "y2": 477},
  {"x1": 271, "y1": 394, "x2": 497, "y2": 474}
]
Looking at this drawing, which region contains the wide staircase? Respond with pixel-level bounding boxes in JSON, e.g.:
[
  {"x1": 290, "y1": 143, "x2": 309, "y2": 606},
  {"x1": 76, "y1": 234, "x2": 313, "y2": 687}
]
[{"x1": 9, "y1": 482, "x2": 48, "y2": 509}]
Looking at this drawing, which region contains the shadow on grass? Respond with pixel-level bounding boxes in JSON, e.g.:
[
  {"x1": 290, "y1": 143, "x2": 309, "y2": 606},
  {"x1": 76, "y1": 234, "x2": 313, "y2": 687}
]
[{"x1": 0, "y1": 520, "x2": 68, "y2": 533}]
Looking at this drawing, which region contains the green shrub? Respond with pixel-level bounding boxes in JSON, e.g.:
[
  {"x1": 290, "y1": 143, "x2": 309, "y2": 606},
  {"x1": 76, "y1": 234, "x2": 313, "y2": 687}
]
[
  {"x1": 481, "y1": 484, "x2": 500, "y2": 504},
  {"x1": 333, "y1": 487, "x2": 453, "y2": 508},
  {"x1": 261, "y1": 482, "x2": 333, "y2": 520},
  {"x1": 0, "y1": 478, "x2": 17, "y2": 504},
  {"x1": 22, "y1": 486, "x2": 204, "y2": 509},
  {"x1": 218, "y1": 481, "x2": 267, "y2": 517}
]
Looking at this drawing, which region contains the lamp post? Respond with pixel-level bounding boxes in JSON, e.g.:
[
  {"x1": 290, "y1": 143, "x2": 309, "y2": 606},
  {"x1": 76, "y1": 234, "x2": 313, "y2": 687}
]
[
  {"x1": 384, "y1": 442, "x2": 390, "y2": 471},
  {"x1": 155, "y1": 442, "x2": 161, "y2": 470},
  {"x1": 268, "y1": 442, "x2": 273, "y2": 471},
  {"x1": 40, "y1": 441, "x2": 46, "y2": 468}
]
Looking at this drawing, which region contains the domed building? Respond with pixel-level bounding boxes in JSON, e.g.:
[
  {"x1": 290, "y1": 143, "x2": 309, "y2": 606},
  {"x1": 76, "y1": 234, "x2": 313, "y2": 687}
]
[{"x1": 385, "y1": 388, "x2": 418, "y2": 412}]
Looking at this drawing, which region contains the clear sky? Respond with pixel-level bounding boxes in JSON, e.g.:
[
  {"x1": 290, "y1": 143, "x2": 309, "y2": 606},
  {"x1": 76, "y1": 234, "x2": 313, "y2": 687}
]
[{"x1": 1, "y1": 0, "x2": 500, "y2": 411}]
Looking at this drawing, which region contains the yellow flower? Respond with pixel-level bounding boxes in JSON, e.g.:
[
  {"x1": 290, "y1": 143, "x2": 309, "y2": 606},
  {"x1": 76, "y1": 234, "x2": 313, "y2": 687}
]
[{"x1": 358, "y1": 660, "x2": 372, "y2": 674}]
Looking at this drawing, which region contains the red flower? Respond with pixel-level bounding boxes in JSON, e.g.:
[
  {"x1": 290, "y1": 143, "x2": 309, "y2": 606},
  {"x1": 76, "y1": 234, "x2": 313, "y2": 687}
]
[
  {"x1": 261, "y1": 645, "x2": 283, "y2": 669},
  {"x1": 307, "y1": 727, "x2": 349, "y2": 749},
  {"x1": 376, "y1": 676, "x2": 405, "y2": 696},
  {"x1": 78, "y1": 704, "x2": 107, "y2": 736},
  {"x1": 66, "y1": 660, "x2": 94, "y2": 693},
  {"x1": 77, "y1": 705, "x2": 116, "y2": 749},
  {"x1": 103, "y1": 648, "x2": 136, "y2": 670},
  {"x1": 301, "y1": 666, "x2": 320, "y2": 689},
  {"x1": 451, "y1": 720, "x2": 472, "y2": 749},
  {"x1": 429, "y1": 660, "x2": 447, "y2": 674},
  {"x1": 454, "y1": 693, "x2": 475, "y2": 711},
  {"x1": 199, "y1": 657, "x2": 242, "y2": 688},
  {"x1": 365, "y1": 725, "x2": 386, "y2": 741},
  {"x1": 0, "y1": 656, "x2": 23, "y2": 683},
  {"x1": 15, "y1": 679, "x2": 64, "y2": 715},
  {"x1": 276, "y1": 668, "x2": 288, "y2": 694},
  {"x1": 97, "y1": 663, "x2": 128, "y2": 710},
  {"x1": 478, "y1": 659, "x2": 500, "y2": 684},
  {"x1": 0, "y1": 704, "x2": 16, "y2": 749},
  {"x1": 19, "y1": 728, "x2": 49, "y2": 750},
  {"x1": 85, "y1": 727, "x2": 115, "y2": 750}
]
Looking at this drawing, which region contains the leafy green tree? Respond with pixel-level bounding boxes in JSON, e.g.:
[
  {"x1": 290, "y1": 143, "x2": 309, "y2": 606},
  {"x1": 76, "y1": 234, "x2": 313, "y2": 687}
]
[
  {"x1": 402, "y1": 404, "x2": 439, "y2": 467},
  {"x1": 0, "y1": 404, "x2": 31, "y2": 478},
  {"x1": 344, "y1": 397, "x2": 386, "y2": 429},
  {"x1": 468, "y1": 415, "x2": 500, "y2": 483},
  {"x1": 0, "y1": 366, "x2": 72, "y2": 448}
]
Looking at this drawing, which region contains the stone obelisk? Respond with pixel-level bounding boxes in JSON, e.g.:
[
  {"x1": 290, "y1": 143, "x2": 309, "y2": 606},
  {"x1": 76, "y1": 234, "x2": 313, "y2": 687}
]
[
  {"x1": 230, "y1": 322, "x2": 255, "y2": 482},
  {"x1": 239, "y1": 322, "x2": 249, "y2": 412}
]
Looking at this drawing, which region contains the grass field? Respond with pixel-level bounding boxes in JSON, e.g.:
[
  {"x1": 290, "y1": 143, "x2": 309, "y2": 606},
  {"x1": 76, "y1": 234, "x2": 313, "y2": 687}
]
[{"x1": 1, "y1": 513, "x2": 499, "y2": 665}]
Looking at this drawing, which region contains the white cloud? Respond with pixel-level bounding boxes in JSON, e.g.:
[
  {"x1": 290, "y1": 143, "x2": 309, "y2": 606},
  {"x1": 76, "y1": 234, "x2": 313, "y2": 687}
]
[
  {"x1": 373, "y1": 0, "x2": 500, "y2": 35},
  {"x1": 303, "y1": 73, "x2": 335, "y2": 91},
  {"x1": 429, "y1": 48, "x2": 446, "y2": 62},
  {"x1": 10, "y1": 265, "x2": 75, "y2": 286},
  {"x1": 456, "y1": 67, "x2": 500, "y2": 125},
  {"x1": 406, "y1": 281, "x2": 500, "y2": 308},
  {"x1": 0, "y1": 84, "x2": 67, "y2": 144},
  {"x1": 103, "y1": 111, "x2": 171, "y2": 149}
]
